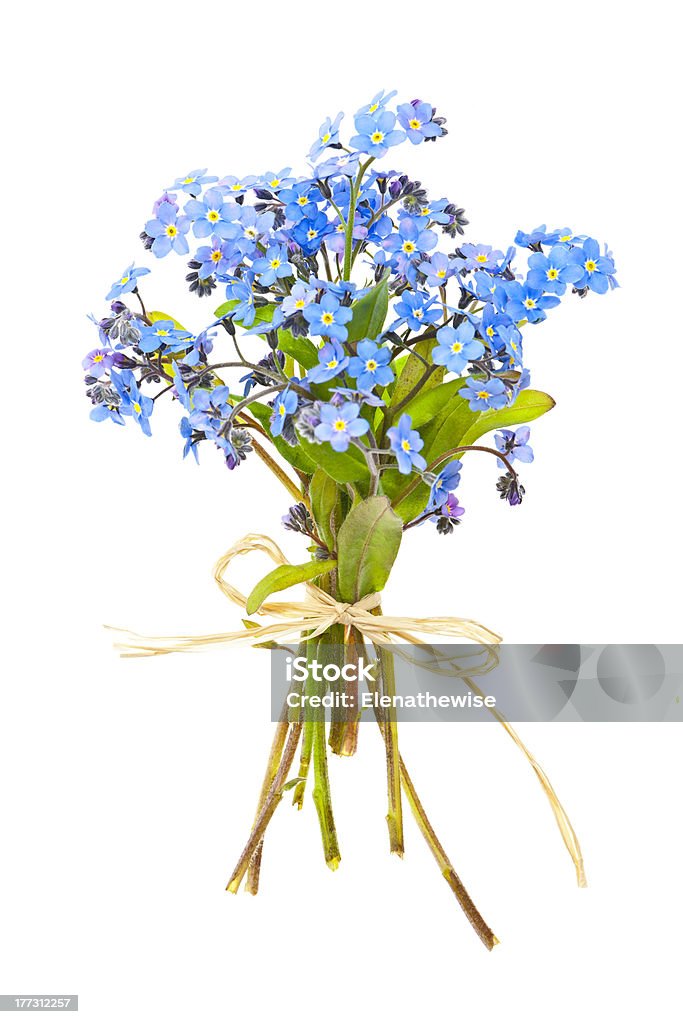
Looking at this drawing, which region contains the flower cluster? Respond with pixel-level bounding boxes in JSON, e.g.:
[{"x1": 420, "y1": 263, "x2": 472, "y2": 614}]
[{"x1": 84, "y1": 91, "x2": 617, "y2": 534}]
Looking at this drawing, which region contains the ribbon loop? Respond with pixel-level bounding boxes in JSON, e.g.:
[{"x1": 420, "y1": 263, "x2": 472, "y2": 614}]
[{"x1": 110, "y1": 532, "x2": 501, "y2": 657}]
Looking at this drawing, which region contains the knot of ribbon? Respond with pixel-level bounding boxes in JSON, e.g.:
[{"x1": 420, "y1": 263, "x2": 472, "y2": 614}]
[{"x1": 110, "y1": 532, "x2": 502, "y2": 658}]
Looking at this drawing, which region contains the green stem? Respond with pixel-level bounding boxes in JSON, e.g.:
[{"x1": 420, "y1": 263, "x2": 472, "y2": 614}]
[
  {"x1": 391, "y1": 445, "x2": 518, "y2": 511},
  {"x1": 377, "y1": 637, "x2": 404, "y2": 856},
  {"x1": 245, "y1": 719, "x2": 289, "y2": 894},
  {"x1": 308, "y1": 635, "x2": 341, "y2": 870},
  {"x1": 226, "y1": 722, "x2": 303, "y2": 893},
  {"x1": 343, "y1": 157, "x2": 374, "y2": 280}
]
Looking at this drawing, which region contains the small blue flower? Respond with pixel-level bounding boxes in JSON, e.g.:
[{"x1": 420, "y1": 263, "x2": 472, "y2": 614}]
[
  {"x1": 303, "y1": 293, "x2": 353, "y2": 341},
  {"x1": 527, "y1": 244, "x2": 584, "y2": 295},
  {"x1": 432, "y1": 322, "x2": 484, "y2": 373},
  {"x1": 259, "y1": 168, "x2": 295, "y2": 192},
  {"x1": 514, "y1": 225, "x2": 572, "y2": 248},
  {"x1": 567, "y1": 237, "x2": 617, "y2": 294},
  {"x1": 270, "y1": 388, "x2": 298, "y2": 437},
  {"x1": 495, "y1": 426, "x2": 534, "y2": 466},
  {"x1": 179, "y1": 417, "x2": 200, "y2": 463},
  {"x1": 383, "y1": 217, "x2": 438, "y2": 260},
  {"x1": 279, "y1": 182, "x2": 319, "y2": 224},
  {"x1": 393, "y1": 289, "x2": 441, "y2": 331},
  {"x1": 387, "y1": 414, "x2": 427, "y2": 475},
  {"x1": 144, "y1": 202, "x2": 191, "y2": 258},
  {"x1": 184, "y1": 188, "x2": 240, "y2": 240},
  {"x1": 428, "y1": 460, "x2": 462, "y2": 506},
  {"x1": 308, "y1": 340, "x2": 350, "y2": 383},
  {"x1": 111, "y1": 369, "x2": 154, "y2": 436},
  {"x1": 355, "y1": 89, "x2": 397, "y2": 116},
  {"x1": 502, "y1": 281, "x2": 560, "y2": 323},
  {"x1": 309, "y1": 112, "x2": 344, "y2": 162},
  {"x1": 194, "y1": 237, "x2": 235, "y2": 279},
  {"x1": 216, "y1": 174, "x2": 258, "y2": 198},
  {"x1": 314, "y1": 401, "x2": 369, "y2": 452},
  {"x1": 396, "y1": 100, "x2": 444, "y2": 144},
  {"x1": 82, "y1": 347, "x2": 116, "y2": 378},
  {"x1": 418, "y1": 251, "x2": 459, "y2": 288},
  {"x1": 138, "y1": 320, "x2": 192, "y2": 354},
  {"x1": 460, "y1": 376, "x2": 509, "y2": 412},
  {"x1": 459, "y1": 243, "x2": 504, "y2": 271},
  {"x1": 251, "y1": 244, "x2": 293, "y2": 287},
  {"x1": 281, "y1": 282, "x2": 315, "y2": 316},
  {"x1": 348, "y1": 340, "x2": 394, "y2": 391},
  {"x1": 350, "y1": 109, "x2": 406, "y2": 157},
  {"x1": 167, "y1": 169, "x2": 218, "y2": 196},
  {"x1": 234, "y1": 206, "x2": 275, "y2": 256},
  {"x1": 106, "y1": 263, "x2": 150, "y2": 301},
  {"x1": 292, "y1": 211, "x2": 332, "y2": 255},
  {"x1": 224, "y1": 278, "x2": 257, "y2": 326}
]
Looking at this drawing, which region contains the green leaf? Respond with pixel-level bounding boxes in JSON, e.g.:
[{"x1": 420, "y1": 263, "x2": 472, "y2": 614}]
[
  {"x1": 246, "y1": 559, "x2": 338, "y2": 615},
  {"x1": 389, "y1": 337, "x2": 444, "y2": 410},
  {"x1": 148, "y1": 310, "x2": 189, "y2": 333},
  {"x1": 336, "y1": 496, "x2": 403, "y2": 603},
  {"x1": 298, "y1": 437, "x2": 370, "y2": 485},
  {"x1": 277, "y1": 330, "x2": 319, "y2": 370},
  {"x1": 426, "y1": 388, "x2": 556, "y2": 461},
  {"x1": 386, "y1": 388, "x2": 556, "y2": 524},
  {"x1": 309, "y1": 469, "x2": 340, "y2": 550},
  {"x1": 399, "y1": 378, "x2": 467, "y2": 429},
  {"x1": 346, "y1": 277, "x2": 389, "y2": 343},
  {"x1": 456, "y1": 389, "x2": 556, "y2": 447},
  {"x1": 213, "y1": 299, "x2": 277, "y2": 333},
  {"x1": 246, "y1": 402, "x2": 316, "y2": 474}
]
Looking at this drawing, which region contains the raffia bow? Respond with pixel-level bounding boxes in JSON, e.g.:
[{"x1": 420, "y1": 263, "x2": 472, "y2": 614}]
[
  {"x1": 110, "y1": 532, "x2": 502, "y2": 656},
  {"x1": 109, "y1": 531, "x2": 586, "y2": 888}
]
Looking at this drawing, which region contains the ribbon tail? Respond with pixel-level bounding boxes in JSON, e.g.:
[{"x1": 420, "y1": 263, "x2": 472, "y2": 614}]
[
  {"x1": 461, "y1": 673, "x2": 586, "y2": 888},
  {"x1": 105, "y1": 619, "x2": 318, "y2": 658}
]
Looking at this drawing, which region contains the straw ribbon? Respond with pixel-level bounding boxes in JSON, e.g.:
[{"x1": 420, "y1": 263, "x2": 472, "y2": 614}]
[
  {"x1": 108, "y1": 532, "x2": 586, "y2": 888},
  {"x1": 110, "y1": 532, "x2": 502, "y2": 656}
]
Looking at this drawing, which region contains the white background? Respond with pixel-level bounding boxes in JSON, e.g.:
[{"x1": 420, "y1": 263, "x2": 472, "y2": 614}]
[{"x1": 2, "y1": 1, "x2": 682, "y2": 1020}]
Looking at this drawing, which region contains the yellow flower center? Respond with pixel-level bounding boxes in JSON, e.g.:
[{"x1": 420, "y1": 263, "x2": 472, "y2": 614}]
[
  {"x1": 402, "y1": 241, "x2": 416, "y2": 254},
  {"x1": 270, "y1": 258, "x2": 281, "y2": 269},
  {"x1": 451, "y1": 342, "x2": 463, "y2": 354},
  {"x1": 321, "y1": 312, "x2": 334, "y2": 325},
  {"x1": 119, "y1": 275, "x2": 129, "y2": 285},
  {"x1": 307, "y1": 229, "x2": 318, "y2": 240},
  {"x1": 182, "y1": 177, "x2": 195, "y2": 185},
  {"x1": 475, "y1": 253, "x2": 488, "y2": 263},
  {"x1": 436, "y1": 269, "x2": 446, "y2": 278},
  {"x1": 269, "y1": 179, "x2": 280, "y2": 188},
  {"x1": 245, "y1": 227, "x2": 257, "y2": 239},
  {"x1": 93, "y1": 353, "x2": 104, "y2": 363},
  {"x1": 295, "y1": 299, "x2": 305, "y2": 309},
  {"x1": 486, "y1": 326, "x2": 494, "y2": 337},
  {"x1": 333, "y1": 419, "x2": 347, "y2": 432},
  {"x1": 278, "y1": 404, "x2": 286, "y2": 416},
  {"x1": 476, "y1": 390, "x2": 490, "y2": 400},
  {"x1": 585, "y1": 259, "x2": 597, "y2": 272},
  {"x1": 523, "y1": 298, "x2": 536, "y2": 309},
  {"x1": 401, "y1": 439, "x2": 412, "y2": 452},
  {"x1": 156, "y1": 329, "x2": 170, "y2": 337},
  {"x1": 370, "y1": 130, "x2": 385, "y2": 144},
  {"x1": 366, "y1": 359, "x2": 378, "y2": 372},
  {"x1": 409, "y1": 118, "x2": 421, "y2": 129},
  {"x1": 297, "y1": 195, "x2": 309, "y2": 206},
  {"x1": 231, "y1": 183, "x2": 242, "y2": 191},
  {"x1": 166, "y1": 225, "x2": 178, "y2": 237},
  {"x1": 207, "y1": 210, "x2": 220, "y2": 222},
  {"x1": 133, "y1": 401, "x2": 142, "y2": 414},
  {"x1": 369, "y1": 103, "x2": 379, "y2": 113},
  {"x1": 322, "y1": 132, "x2": 331, "y2": 143},
  {"x1": 547, "y1": 267, "x2": 559, "y2": 279}
]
